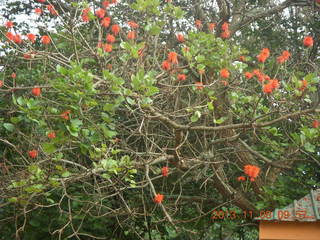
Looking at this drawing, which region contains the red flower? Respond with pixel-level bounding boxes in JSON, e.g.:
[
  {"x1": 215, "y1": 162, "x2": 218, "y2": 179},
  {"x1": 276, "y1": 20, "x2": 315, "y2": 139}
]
[
  {"x1": 303, "y1": 36, "x2": 313, "y2": 47},
  {"x1": 167, "y1": 52, "x2": 178, "y2": 64},
  {"x1": 257, "y1": 54, "x2": 267, "y2": 63},
  {"x1": 103, "y1": 44, "x2": 112, "y2": 52},
  {"x1": 195, "y1": 81, "x2": 204, "y2": 90},
  {"x1": 27, "y1": 33, "x2": 36, "y2": 43},
  {"x1": 102, "y1": 0, "x2": 110, "y2": 8},
  {"x1": 81, "y1": 8, "x2": 91, "y2": 22},
  {"x1": 221, "y1": 22, "x2": 229, "y2": 31},
  {"x1": 106, "y1": 34, "x2": 115, "y2": 43},
  {"x1": 277, "y1": 56, "x2": 285, "y2": 64},
  {"x1": 0, "y1": 81, "x2": 3, "y2": 88},
  {"x1": 37, "y1": 0, "x2": 46, "y2": 2},
  {"x1": 95, "y1": 8, "x2": 106, "y2": 18},
  {"x1": 162, "y1": 166, "x2": 169, "y2": 177},
  {"x1": 111, "y1": 0, "x2": 117, "y2": 3},
  {"x1": 261, "y1": 48, "x2": 270, "y2": 57},
  {"x1": 23, "y1": 53, "x2": 32, "y2": 59},
  {"x1": 28, "y1": 150, "x2": 38, "y2": 158},
  {"x1": 208, "y1": 23, "x2": 216, "y2": 32},
  {"x1": 47, "y1": 131, "x2": 56, "y2": 139},
  {"x1": 47, "y1": 5, "x2": 58, "y2": 16},
  {"x1": 312, "y1": 120, "x2": 319, "y2": 128},
  {"x1": 154, "y1": 194, "x2": 164, "y2": 204},
  {"x1": 245, "y1": 72, "x2": 253, "y2": 79},
  {"x1": 195, "y1": 19, "x2": 202, "y2": 29},
  {"x1": 220, "y1": 68, "x2": 230, "y2": 78},
  {"x1": 32, "y1": 87, "x2": 41, "y2": 96},
  {"x1": 127, "y1": 31, "x2": 136, "y2": 40},
  {"x1": 13, "y1": 34, "x2": 22, "y2": 44},
  {"x1": 250, "y1": 178, "x2": 255, "y2": 182},
  {"x1": 11, "y1": 73, "x2": 16, "y2": 78},
  {"x1": 237, "y1": 176, "x2": 246, "y2": 181},
  {"x1": 177, "y1": 74, "x2": 186, "y2": 81},
  {"x1": 161, "y1": 60, "x2": 171, "y2": 71},
  {"x1": 35, "y1": 8, "x2": 42, "y2": 15},
  {"x1": 176, "y1": 33, "x2": 184, "y2": 43},
  {"x1": 5, "y1": 21, "x2": 14, "y2": 28},
  {"x1": 41, "y1": 35, "x2": 51, "y2": 45},
  {"x1": 60, "y1": 110, "x2": 71, "y2": 120},
  {"x1": 6, "y1": 32, "x2": 15, "y2": 41},
  {"x1": 111, "y1": 24, "x2": 120, "y2": 35},
  {"x1": 244, "y1": 165, "x2": 260, "y2": 179},
  {"x1": 128, "y1": 21, "x2": 139, "y2": 28},
  {"x1": 220, "y1": 30, "x2": 230, "y2": 39},
  {"x1": 101, "y1": 17, "x2": 111, "y2": 28}
]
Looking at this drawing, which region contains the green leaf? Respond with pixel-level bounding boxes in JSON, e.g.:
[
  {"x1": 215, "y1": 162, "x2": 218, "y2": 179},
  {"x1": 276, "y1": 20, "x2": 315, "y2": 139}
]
[
  {"x1": 3, "y1": 123, "x2": 15, "y2": 132},
  {"x1": 304, "y1": 142, "x2": 315, "y2": 152},
  {"x1": 61, "y1": 171, "x2": 71, "y2": 178},
  {"x1": 42, "y1": 142, "x2": 57, "y2": 154}
]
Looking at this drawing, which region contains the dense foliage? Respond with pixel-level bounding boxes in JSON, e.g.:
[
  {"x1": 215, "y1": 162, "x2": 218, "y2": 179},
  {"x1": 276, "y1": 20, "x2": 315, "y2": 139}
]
[{"x1": 0, "y1": 0, "x2": 319, "y2": 239}]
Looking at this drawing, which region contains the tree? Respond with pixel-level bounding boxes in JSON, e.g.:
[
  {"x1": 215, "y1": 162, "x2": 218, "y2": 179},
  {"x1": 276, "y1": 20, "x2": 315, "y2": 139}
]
[{"x1": 0, "y1": 0, "x2": 319, "y2": 239}]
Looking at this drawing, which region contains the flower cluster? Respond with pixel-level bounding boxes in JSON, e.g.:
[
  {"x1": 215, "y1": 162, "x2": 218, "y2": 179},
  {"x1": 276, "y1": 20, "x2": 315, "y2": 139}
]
[
  {"x1": 244, "y1": 165, "x2": 260, "y2": 181},
  {"x1": 220, "y1": 22, "x2": 230, "y2": 39},
  {"x1": 276, "y1": 50, "x2": 291, "y2": 64},
  {"x1": 257, "y1": 48, "x2": 270, "y2": 63}
]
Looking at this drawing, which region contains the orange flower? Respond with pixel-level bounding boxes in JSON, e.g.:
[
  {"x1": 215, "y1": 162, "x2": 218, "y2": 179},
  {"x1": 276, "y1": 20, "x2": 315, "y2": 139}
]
[
  {"x1": 13, "y1": 34, "x2": 22, "y2": 44},
  {"x1": 41, "y1": 35, "x2": 51, "y2": 44},
  {"x1": 299, "y1": 79, "x2": 308, "y2": 91},
  {"x1": 303, "y1": 36, "x2": 313, "y2": 47},
  {"x1": 101, "y1": 17, "x2": 111, "y2": 28},
  {"x1": 257, "y1": 54, "x2": 267, "y2": 63},
  {"x1": 111, "y1": 0, "x2": 117, "y2": 3},
  {"x1": 47, "y1": 4, "x2": 58, "y2": 16},
  {"x1": 195, "y1": 19, "x2": 202, "y2": 29},
  {"x1": 161, "y1": 60, "x2": 171, "y2": 71},
  {"x1": 245, "y1": 72, "x2": 253, "y2": 79},
  {"x1": 221, "y1": 22, "x2": 229, "y2": 31},
  {"x1": 35, "y1": 8, "x2": 42, "y2": 15},
  {"x1": 37, "y1": 0, "x2": 45, "y2": 2},
  {"x1": 162, "y1": 166, "x2": 169, "y2": 177},
  {"x1": 111, "y1": 24, "x2": 120, "y2": 35},
  {"x1": 277, "y1": 56, "x2": 285, "y2": 64},
  {"x1": 60, "y1": 110, "x2": 71, "y2": 120},
  {"x1": 195, "y1": 81, "x2": 204, "y2": 90},
  {"x1": 263, "y1": 83, "x2": 273, "y2": 94},
  {"x1": 95, "y1": 8, "x2": 106, "y2": 18},
  {"x1": 239, "y1": 56, "x2": 246, "y2": 61},
  {"x1": 47, "y1": 131, "x2": 56, "y2": 139},
  {"x1": 32, "y1": 87, "x2": 41, "y2": 96},
  {"x1": 176, "y1": 33, "x2": 184, "y2": 43},
  {"x1": 0, "y1": 81, "x2": 3, "y2": 88},
  {"x1": 261, "y1": 48, "x2": 270, "y2": 57},
  {"x1": 103, "y1": 44, "x2": 112, "y2": 52},
  {"x1": 208, "y1": 23, "x2": 216, "y2": 32},
  {"x1": 27, "y1": 33, "x2": 36, "y2": 43},
  {"x1": 282, "y1": 50, "x2": 291, "y2": 60},
  {"x1": 5, "y1": 21, "x2": 14, "y2": 28},
  {"x1": 167, "y1": 52, "x2": 178, "y2": 64},
  {"x1": 220, "y1": 68, "x2": 230, "y2": 78},
  {"x1": 220, "y1": 30, "x2": 230, "y2": 39},
  {"x1": 270, "y1": 79, "x2": 280, "y2": 89},
  {"x1": 243, "y1": 165, "x2": 260, "y2": 178},
  {"x1": 237, "y1": 176, "x2": 246, "y2": 181},
  {"x1": 127, "y1": 31, "x2": 136, "y2": 40},
  {"x1": 249, "y1": 178, "x2": 255, "y2": 182},
  {"x1": 177, "y1": 74, "x2": 186, "y2": 81},
  {"x1": 312, "y1": 120, "x2": 319, "y2": 128},
  {"x1": 128, "y1": 21, "x2": 139, "y2": 28},
  {"x1": 11, "y1": 72, "x2": 16, "y2": 78},
  {"x1": 6, "y1": 32, "x2": 15, "y2": 41},
  {"x1": 28, "y1": 150, "x2": 38, "y2": 158},
  {"x1": 106, "y1": 34, "x2": 115, "y2": 43},
  {"x1": 154, "y1": 194, "x2": 164, "y2": 204}
]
